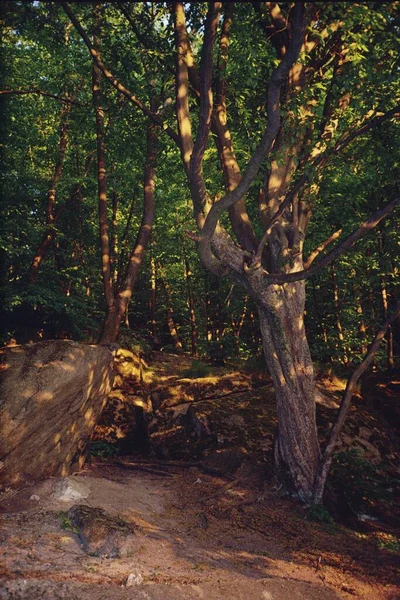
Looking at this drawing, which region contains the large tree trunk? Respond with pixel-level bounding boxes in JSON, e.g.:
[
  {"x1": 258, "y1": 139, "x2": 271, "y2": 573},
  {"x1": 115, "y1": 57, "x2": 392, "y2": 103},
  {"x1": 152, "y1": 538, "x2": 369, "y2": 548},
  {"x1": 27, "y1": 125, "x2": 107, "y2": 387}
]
[{"x1": 257, "y1": 280, "x2": 320, "y2": 502}]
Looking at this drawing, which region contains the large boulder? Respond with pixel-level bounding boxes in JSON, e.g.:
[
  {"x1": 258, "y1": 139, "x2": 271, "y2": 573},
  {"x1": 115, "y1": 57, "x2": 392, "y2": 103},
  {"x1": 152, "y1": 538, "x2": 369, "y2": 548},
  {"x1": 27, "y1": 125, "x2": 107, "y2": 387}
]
[{"x1": 0, "y1": 340, "x2": 114, "y2": 489}]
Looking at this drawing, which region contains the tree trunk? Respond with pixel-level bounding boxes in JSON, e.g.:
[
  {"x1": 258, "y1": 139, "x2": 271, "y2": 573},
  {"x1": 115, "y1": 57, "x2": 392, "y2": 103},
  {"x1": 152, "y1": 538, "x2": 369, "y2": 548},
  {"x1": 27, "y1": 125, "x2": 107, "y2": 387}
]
[
  {"x1": 29, "y1": 102, "x2": 71, "y2": 283},
  {"x1": 354, "y1": 280, "x2": 367, "y2": 355},
  {"x1": 184, "y1": 256, "x2": 198, "y2": 357},
  {"x1": 150, "y1": 255, "x2": 160, "y2": 348},
  {"x1": 98, "y1": 95, "x2": 158, "y2": 345},
  {"x1": 331, "y1": 265, "x2": 348, "y2": 365},
  {"x1": 378, "y1": 232, "x2": 394, "y2": 371},
  {"x1": 257, "y1": 280, "x2": 320, "y2": 502},
  {"x1": 160, "y1": 269, "x2": 183, "y2": 353},
  {"x1": 234, "y1": 295, "x2": 248, "y2": 340},
  {"x1": 311, "y1": 280, "x2": 329, "y2": 346},
  {"x1": 98, "y1": 307, "x2": 121, "y2": 346}
]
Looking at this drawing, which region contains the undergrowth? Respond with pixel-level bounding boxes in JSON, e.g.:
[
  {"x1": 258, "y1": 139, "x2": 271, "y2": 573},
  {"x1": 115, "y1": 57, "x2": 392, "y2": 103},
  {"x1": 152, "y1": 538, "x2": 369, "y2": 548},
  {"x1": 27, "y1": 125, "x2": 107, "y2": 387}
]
[
  {"x1": 181, "y1": 359, "x2": 212, "y2": 378},
  {"x1": 330, "y1": 448, "x2": 396, "y2": 512},
  {"x1": 89, "y1": 441, "x2": 118, "y2": 458}
]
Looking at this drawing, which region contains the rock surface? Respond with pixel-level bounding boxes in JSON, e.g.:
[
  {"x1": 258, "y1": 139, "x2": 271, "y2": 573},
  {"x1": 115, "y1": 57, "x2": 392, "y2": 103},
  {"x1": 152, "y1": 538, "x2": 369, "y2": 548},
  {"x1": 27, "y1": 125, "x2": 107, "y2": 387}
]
[
  {"x1": 53, "y1": 477, "x2": 91, "y2": 502},
  {"x1": 67, "y1": 504, "x2": 135, "y2": 558},
  {"x1": 0, "y1": 340, "x2": 114, "y2": 489}
]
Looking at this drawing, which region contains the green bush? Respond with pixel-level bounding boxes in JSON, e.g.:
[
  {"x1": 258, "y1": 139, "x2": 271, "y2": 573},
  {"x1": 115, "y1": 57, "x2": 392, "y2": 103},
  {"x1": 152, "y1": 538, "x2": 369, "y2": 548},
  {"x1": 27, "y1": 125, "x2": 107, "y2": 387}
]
[
  {"x1": 306, "y1": 504, "x2": 333, "y2": 524},
  {"x1": 181, "y1": 359, "x2": 212, "y2": 379},
  {"x1": 330, "y1": 448, "x2": 394, "y2": 511}
]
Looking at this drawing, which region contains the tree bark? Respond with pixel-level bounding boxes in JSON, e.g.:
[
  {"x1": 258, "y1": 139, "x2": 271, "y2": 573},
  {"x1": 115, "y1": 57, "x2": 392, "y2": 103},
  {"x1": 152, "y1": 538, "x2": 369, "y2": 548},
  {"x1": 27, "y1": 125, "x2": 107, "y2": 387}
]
[
  {"x1": 257, "y1": 280, "x2": 320, "y2": 501},
  {"x1": 98, "y1": 99, "x2": 158, "y2": 344},
  {"x1": 184, "y1": 256, "x2": 198, "y2": 357},
  {"x1": 159, "y1": 269, "x2": 183, "y2": 353}
]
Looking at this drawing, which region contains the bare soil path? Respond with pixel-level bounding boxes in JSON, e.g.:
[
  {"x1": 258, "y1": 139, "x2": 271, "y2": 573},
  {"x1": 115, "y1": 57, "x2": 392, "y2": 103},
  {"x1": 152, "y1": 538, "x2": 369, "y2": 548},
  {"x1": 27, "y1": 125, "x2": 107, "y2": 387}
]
[{"x1": 0, "y1": 457, "x2": 399, "y2": 600}]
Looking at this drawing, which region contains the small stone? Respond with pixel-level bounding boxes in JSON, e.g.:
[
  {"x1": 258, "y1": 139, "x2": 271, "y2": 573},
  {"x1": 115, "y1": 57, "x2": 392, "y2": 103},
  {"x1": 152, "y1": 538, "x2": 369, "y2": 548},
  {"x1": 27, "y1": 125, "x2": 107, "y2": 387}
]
[
  {"x1": 29, "y1": 494, "x2": 40, "y2": 501},
  {"x1": 126, "y1": 571, "x2": 143, "y2": 586},
  {"x1": 194, "y1": 478, "x2": 202, "y2": 484}
]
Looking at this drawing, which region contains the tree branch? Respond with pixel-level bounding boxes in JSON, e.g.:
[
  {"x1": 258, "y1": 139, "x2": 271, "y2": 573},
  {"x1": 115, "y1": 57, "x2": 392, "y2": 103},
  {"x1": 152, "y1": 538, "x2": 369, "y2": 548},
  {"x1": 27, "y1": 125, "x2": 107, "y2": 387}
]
[
  {"x1": 252, "y1": 104, "x2": 400, "y2": 264},
  {"x1": 189, "y1": 3, "x2": 221, "y2": 215},
  {"x1": 312, "y1": 298, "x2": 400, "y2": 504},
  {"x1": 0, "y1": 88, "x2": 88, "y2": 107},
  {"x1": 213, "y1": 3, "x2": 258, "y2": 252},
  {"x1": 304, "y1": 228, "x2": 343, "y2": 269},
  {"x1": 172, "y1": 1, "x2": 194, "y2": 172},
  {"x1": 197, "y1": 3, "x2": 306, "y2": 259},
  {"x1": 263, "y1": 196, "x2": 400, "y2": 284},
  {"x1": 191, "y1": 3, "x2": 221, "y2": 171},
  {"x1": 61, "y1": 2, "x2": 181, "y2": 147}
]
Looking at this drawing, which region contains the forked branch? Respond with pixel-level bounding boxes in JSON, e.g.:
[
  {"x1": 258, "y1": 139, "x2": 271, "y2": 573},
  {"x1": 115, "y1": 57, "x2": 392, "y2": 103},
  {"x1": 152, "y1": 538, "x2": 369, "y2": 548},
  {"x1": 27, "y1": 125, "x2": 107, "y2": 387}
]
[
  {"x1": 263, "y1": 195, "x2": 400, "y2": 284},
  {"x1": 198, "y1": 3, "x2": 306, "y2": 254}
]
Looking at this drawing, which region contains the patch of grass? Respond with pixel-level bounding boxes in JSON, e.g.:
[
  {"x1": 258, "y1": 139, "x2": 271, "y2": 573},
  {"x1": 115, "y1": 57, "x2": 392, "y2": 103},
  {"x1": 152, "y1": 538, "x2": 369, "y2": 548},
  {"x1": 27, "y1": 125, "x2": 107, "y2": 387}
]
[
  {"x1": 377, "y1": 534, "x2": 400, "y2": 554},
  {"x1": 306, "y1": 504, "x2": 333, "y2": 524},
  {"x1": 306, "y1": 504, "x2": 338, "y2": 534},
  {"x1": 89, "y1": 441, "x2": 118, "y2": 458},
  {"x1": 59, "y1": 512, "x2": 79, "y2": 534},
  {"x1": 181, "y1": 359, "x2": 212, "y2": 379}
]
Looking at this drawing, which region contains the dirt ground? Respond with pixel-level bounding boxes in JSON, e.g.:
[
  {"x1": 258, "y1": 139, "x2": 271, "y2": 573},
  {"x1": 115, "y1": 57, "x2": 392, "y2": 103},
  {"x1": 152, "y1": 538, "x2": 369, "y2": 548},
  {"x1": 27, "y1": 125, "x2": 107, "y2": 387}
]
[
  {"x1": 1, "y1": 353, "x2": 399, "y2": 599},
  {"x1": 0, "y1": 456, "x2": 399, "y2": 600}
]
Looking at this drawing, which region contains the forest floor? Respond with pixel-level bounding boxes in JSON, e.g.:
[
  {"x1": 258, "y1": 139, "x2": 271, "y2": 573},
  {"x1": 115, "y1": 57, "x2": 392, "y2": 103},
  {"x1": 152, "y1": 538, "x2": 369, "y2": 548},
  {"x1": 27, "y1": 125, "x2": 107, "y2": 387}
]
[{"x1": 0, "y1": 352, "x2": 399, "y2": 599}]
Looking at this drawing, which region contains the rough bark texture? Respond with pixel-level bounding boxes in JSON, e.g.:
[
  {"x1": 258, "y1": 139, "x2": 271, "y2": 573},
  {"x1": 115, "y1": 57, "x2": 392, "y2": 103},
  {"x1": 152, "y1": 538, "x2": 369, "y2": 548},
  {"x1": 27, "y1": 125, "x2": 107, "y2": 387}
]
[
  {"x1": 0, "y1": 340, "x2": 114, "y2": 489},
  {"x1": 258, "y1": 280, "x2": 320, "y2": 501}
]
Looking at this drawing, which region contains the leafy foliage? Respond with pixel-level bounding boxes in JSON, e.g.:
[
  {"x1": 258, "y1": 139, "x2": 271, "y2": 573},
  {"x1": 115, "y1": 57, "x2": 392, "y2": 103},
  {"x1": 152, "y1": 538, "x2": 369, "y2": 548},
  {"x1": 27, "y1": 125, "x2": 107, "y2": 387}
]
[{"x1": 0, "y1": 1, "x2": 398, "y2": 374}]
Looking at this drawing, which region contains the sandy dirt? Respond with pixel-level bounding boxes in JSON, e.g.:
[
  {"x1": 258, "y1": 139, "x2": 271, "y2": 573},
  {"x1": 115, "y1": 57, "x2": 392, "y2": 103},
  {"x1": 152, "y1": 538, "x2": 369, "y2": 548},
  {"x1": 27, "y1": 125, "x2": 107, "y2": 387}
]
[{"x1": 0, "y1": 458, "x2": 399, "y2": 600}]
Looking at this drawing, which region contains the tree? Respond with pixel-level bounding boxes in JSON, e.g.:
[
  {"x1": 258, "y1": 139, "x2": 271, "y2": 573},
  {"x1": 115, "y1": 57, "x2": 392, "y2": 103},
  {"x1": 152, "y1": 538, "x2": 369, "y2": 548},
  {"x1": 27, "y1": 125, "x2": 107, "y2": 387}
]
[{"x1": 2, "y1": 1, "x2": 399, "y2": 502}]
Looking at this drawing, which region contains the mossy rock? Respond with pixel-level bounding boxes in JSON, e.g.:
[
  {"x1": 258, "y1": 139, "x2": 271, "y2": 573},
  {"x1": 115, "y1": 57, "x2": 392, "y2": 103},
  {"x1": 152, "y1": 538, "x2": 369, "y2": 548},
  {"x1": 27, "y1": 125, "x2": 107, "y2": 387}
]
[{"x1": 67, "y1": 505, "x2": 135, "y2": 558}]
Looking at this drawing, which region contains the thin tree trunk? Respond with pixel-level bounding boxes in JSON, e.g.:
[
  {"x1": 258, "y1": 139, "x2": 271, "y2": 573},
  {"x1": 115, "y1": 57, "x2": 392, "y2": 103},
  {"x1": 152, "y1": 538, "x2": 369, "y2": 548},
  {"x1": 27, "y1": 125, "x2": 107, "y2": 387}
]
[
  {"x1": 353, "y1": 279, "x2": 367, "y2": 355},
  {"x1": 110, "y1": 189, "x2": 119, "y2": 287},
  {"x1": 29, "y1": 102, "x2": 71, "y2": 283},
  {"x1": 204, "y1": 272, "x2": 213, "y2": 343},
  {"x1": 313, "y1": 300, "x2": 400, "y2": 504},
  {"x1": 378, "y1": 232, "x2": 394, "y2": 371},
  {"x1": 99, "y1": 98, "x2": 158, "y2": 344},
  {"x1": 93, "y1": 51, "x2": 117, "y2": 343},
  {"x1": 331, "y1": 265, "x2": 348, "y2": 365},
  {"x1": 150, "y1": 255, "x2": 160, "y2": 348},
  {"x1": 234, "y1": 296, "x2": 248, "y2": 339},
  {"x1": 249, "y1": 310, "x2": 261, "y2": 354},
  {"x1": 184, "y1": 256, "x2": 198, "y2": 357},
  {"x1": 311, "y1": 280, "x2": 328, "y2": 345},
  {"x1": 159, "y1": 267, "x2": 183, "y2": 353}
]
